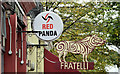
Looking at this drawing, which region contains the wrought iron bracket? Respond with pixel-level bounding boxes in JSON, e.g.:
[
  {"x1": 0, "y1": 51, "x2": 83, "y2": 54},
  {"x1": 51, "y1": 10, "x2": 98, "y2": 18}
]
[
  {"x1": 17, "y1": 31, "x2": 48, "y2": 47},
  {"x1": 27, "y1": 44, "x2": 48, "y2": 47},
  {"x1": 17, "y1": 31, "x2": 40, "y2": 33}
]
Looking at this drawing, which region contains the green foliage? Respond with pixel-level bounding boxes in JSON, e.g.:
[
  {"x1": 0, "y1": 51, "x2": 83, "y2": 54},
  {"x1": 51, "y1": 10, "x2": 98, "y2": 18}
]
[{"x1": 43, "y1": 2, "x2": 120, "y2": 72}]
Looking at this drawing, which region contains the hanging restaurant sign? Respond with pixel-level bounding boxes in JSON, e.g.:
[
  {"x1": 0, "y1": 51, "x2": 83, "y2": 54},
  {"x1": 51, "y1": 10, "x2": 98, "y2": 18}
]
[
  {"x1": 33, "y1": 11, "x2": 63, "y2": 41},
  {"x1": 54, "y1": 35, "x2": 105, "y2": 70}
]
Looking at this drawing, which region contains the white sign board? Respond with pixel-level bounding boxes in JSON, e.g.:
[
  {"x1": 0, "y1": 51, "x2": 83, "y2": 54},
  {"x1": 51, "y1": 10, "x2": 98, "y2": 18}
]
[{"x1": 33, "y1": 11, "x2": 63, "y2": 41}]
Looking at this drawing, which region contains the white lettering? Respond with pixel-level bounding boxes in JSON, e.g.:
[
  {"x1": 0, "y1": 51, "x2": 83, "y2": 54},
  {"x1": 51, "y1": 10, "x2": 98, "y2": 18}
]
[
  {"x1": 64, "y1": 62, "x2": 68, "y2": 69},
  {"x1": 77, "y1": 62, "x2": 80, "y2": 69},
  {"x1": 61, "y1": 62, "x2": 64, "y2": 69},
  {"x1": 68, "y1": 62, "x2": 73, "y2": 69},
  {"x1": 73, "y1": 62, "x2": 76, "y2": 69}
]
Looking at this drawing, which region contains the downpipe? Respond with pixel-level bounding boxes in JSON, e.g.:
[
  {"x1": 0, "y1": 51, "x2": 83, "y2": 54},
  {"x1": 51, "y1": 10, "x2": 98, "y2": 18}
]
[
  {"x1": 18, "y1": 24, "x2": 24, "y2": 64},
  {"x1": 8, "y1": 16, "x2": 12, "y2": 55},
  {"x1": 21, "y1": 32, "x2": 24, "y2": 64}
]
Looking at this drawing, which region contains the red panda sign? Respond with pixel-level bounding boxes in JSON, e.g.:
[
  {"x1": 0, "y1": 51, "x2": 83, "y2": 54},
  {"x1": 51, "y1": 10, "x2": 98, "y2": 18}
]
[{"x1": 33, "y1": 11, "x2": 63, "y2": 41}]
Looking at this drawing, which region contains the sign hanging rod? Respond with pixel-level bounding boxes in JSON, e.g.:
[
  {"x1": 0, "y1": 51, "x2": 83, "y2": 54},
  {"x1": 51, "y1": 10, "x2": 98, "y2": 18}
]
[
  {"x1": 27, "y1": 44, "x2": 48, "y2": 47},
  {"x1": 17, "y1": 31, "x2": 41, "y2": 33}
]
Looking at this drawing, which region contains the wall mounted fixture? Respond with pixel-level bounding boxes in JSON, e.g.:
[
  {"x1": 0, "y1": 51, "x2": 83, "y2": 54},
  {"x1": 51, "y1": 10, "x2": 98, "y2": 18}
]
[
  {"x1": 7, "y1": 14, "x2": 12, "y2": 55},
  {"x1": 18, "y1": 24, "x2": 24, "y2": 65}
]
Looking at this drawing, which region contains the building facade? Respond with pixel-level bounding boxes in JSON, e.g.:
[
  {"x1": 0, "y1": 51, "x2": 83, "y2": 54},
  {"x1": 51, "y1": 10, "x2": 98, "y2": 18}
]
[
  {"x1": 27, "y1": 16, "x2": 44, "y2": 72},
  {"x1": 1, "y1": 1, "x2": 79, "y2": 73},
  {"x1": 1, "y1": 1, "x2": 36, "y2": 73}
]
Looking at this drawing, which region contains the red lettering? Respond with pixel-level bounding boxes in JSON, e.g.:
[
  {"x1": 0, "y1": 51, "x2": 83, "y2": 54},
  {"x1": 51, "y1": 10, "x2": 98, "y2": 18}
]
[
  {"x1": 47, "y1": 24, "x2": 49, "y2": 29},
  {"x1": 50, "y1": 24, "x2": 53, "y2": 29},
  {"x1": 42, "y1": 24, "x2": 53, "y2": 29},
  {"x1": 42, "y1": 24, "x2": 46, "y2": 29}
]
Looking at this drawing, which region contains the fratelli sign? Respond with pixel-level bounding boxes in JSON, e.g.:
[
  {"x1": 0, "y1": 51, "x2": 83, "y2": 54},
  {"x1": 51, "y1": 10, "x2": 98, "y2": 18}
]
[
  {"x1": 54, "y1": 35, "x2": 105, "y2": 70},
  {"x1": 33, "y1": 11, "x2": 63, "y2": 41}
]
